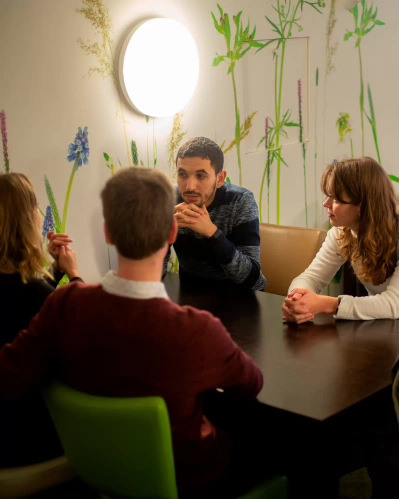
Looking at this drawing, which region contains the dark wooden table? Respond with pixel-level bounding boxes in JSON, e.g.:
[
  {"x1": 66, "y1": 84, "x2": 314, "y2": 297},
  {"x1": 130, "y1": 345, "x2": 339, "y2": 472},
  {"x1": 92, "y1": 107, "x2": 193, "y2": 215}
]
[{"x1": 164, "y1": 273, "x2": 399, "y2": 421}]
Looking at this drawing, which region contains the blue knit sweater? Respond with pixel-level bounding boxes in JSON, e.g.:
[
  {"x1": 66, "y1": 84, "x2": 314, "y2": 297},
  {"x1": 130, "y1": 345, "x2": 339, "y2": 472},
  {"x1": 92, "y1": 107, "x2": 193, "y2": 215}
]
[{"x1": 164, "y1": 182, "x2": 267, "y2": 291}]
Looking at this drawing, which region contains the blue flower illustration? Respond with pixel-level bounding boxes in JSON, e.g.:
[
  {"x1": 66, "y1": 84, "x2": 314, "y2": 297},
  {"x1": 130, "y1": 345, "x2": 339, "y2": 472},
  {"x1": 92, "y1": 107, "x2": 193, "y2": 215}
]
[
  {"x1": 67, "y1": 126, "x2": 90, "y2": 167},
  {"x1": 42, "y1": 206, "x2": 55, "y2": 240}
]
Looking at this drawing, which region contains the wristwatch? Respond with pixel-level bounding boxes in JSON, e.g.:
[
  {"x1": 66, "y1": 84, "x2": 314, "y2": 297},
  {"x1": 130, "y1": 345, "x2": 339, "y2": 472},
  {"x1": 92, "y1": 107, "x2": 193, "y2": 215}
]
[{"x1": 210, "y1": 228, "x2": 222, "y2": 239}]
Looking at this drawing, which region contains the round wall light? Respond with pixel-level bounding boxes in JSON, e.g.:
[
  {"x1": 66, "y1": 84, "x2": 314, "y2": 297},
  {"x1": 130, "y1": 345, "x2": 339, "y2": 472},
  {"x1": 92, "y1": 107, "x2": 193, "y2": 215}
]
[{"x1": 119, "y1": 18, "x2": 199, "y2": 118}]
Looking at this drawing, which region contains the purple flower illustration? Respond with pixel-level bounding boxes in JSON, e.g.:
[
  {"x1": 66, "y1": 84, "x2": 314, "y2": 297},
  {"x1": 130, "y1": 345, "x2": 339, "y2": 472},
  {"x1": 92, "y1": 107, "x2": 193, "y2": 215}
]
[
  {"x1": 42, "y1": 206, "x2": 55, "y2": 240},
  {"x1": 298, "y1": 79, "x2": 303, "y2": 143},
  {"x1": 0, "y1": 110, "x2": 10, "y2": 173}
]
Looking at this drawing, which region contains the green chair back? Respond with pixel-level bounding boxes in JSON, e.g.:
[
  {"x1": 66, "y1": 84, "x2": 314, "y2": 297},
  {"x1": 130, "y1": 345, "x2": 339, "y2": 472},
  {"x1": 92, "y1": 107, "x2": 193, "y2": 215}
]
[{"x1": 43, "y1": 382, "x2": 178, "y2": 499}]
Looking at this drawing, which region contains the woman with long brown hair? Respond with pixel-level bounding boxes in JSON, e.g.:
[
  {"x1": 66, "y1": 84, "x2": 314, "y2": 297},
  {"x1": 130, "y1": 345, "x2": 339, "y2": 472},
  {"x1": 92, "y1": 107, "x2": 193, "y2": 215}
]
[
  {"x1": 283, "y1": 157, "x2": 399, "y2": 323},
  {"x1": 283, "y1": 157, "x2": 399, "y2": 499},
  {"x1": 0, "y1": 172, "x2": 82, "y2": 467}
]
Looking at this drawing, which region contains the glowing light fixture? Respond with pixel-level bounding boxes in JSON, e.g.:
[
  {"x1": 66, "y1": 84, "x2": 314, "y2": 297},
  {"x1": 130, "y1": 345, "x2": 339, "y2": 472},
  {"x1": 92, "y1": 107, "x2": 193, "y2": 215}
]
[{"x1": 119, "y1": 18, "x2": 199, "y2": 118}]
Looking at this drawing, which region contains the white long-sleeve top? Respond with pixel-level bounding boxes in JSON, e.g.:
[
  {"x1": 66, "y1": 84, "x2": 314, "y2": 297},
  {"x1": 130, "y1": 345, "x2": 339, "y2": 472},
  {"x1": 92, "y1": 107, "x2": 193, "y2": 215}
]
[{"x1": 289, "y1": 226, "x2": 399, "y2": 320}]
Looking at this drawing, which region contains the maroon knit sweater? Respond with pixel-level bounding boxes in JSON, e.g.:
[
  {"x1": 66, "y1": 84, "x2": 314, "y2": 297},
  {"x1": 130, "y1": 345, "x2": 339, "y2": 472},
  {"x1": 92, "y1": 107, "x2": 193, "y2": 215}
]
[{"x1": 0, "y1": 281, "x2": 263, "y2": 492}]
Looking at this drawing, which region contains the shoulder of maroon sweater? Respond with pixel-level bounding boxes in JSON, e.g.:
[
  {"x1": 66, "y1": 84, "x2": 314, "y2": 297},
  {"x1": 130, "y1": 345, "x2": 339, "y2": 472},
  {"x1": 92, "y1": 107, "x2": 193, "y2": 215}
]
[{"x1": 48, "y1": 280, "x2": 100, "y2": 303}]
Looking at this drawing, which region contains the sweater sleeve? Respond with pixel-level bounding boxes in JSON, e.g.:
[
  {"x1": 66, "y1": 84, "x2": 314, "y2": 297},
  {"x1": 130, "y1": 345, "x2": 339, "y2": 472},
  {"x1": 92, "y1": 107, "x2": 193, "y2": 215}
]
[
  {"x1": 335, "y1": 261, "x2": 399, "y2": 320},
  {"x1": 44, "y1": 265, "x2": 64, "y2": 289},
  {"x1": 206, "y1": 192, "x2": 267, "y2": 291},
  {"x1": 288, "y1": 227, "x2": 345, "y2": 295},
  {"x1": 199, "y1": 313, "x2": 263, "y2": 399},
  {"x1": 0, "y1": 290, "x2": 60, "y2": 399}
]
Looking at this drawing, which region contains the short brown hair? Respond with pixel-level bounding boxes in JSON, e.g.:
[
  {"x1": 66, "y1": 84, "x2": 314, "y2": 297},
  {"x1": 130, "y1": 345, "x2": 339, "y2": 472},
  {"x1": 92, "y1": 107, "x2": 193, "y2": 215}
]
[
  {"x1": 176, "y1": 137, "x2": 224, "y2": 174},
  {"x1": 0, "y1": 173, "x2": 50, "y2": 283},
  {"x1": 101, "y1": 167, "x2": 176, "y2": 260}
]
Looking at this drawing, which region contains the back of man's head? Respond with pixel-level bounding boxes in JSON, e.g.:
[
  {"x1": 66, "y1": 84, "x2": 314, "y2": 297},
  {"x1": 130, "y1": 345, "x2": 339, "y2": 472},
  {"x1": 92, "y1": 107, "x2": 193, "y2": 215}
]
[
  {"x1": 176, "y1": 137, "x2": 224, "y2": 174},
  {"x1": 101, "y1": 167, "x2": 176, "y2": 260}
]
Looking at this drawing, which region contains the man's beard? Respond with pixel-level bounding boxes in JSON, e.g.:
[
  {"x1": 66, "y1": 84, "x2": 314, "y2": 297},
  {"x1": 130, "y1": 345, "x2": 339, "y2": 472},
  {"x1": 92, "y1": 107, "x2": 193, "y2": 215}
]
[{"x1": 185, "y1": 182, "x2": 217, "y2": 208}]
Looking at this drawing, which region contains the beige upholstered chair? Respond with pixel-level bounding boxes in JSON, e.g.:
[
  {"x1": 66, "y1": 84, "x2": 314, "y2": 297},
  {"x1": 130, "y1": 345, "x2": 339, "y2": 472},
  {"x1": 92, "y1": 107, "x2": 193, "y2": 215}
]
[
  {"x1": 260, "y1": 223, "x2": 327, "y2": 296},
  {"x1": 0, "y1": 456, "x2": 75, "y2": 499}
]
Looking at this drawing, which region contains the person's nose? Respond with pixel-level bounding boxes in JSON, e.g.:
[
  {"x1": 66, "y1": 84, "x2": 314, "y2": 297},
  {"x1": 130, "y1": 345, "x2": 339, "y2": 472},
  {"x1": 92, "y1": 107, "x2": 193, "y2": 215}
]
[
  {"x1": 185, "y1": 176, "x2": 197, "y2": 192},
  {"x1": 323, "y1": 196, "x2": 332, "y2": 209}
]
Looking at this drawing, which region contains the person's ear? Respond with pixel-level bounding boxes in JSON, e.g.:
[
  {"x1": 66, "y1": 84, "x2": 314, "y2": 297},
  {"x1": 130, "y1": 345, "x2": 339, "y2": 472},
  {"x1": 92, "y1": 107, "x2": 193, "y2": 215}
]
[
  {"x1": 216, "y1": 171, "x2": 227, "y2": 188},
  {"x1": 168, "y1": 218, "x2": 178, "y2": 245},
  {"x1": 104, "y1": 223, "x2": 114, "y2": 245}
]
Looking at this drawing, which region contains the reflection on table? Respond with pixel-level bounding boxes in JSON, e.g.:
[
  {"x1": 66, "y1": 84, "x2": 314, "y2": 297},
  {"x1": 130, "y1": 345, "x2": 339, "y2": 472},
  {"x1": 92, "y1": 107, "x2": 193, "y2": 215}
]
[{"x1": 164, "y1": 273, "x2": 399, "y2": 420}]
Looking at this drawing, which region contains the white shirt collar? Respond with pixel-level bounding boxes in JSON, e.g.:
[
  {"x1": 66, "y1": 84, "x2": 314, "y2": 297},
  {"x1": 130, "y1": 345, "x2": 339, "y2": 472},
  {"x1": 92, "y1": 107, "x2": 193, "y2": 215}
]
[{"x1": 101, "y1": 271, "x2": 169, "y2": 300}]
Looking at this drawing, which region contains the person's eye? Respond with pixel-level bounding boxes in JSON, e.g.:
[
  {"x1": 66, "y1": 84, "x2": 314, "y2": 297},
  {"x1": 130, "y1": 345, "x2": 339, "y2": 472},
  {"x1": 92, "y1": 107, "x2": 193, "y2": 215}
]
[
  {"x1": 178, "y1": 172, "x2": 186, "y2": 178},
  {"x1": 197, "y1": 174, "x2": 206, "y2": 180}
]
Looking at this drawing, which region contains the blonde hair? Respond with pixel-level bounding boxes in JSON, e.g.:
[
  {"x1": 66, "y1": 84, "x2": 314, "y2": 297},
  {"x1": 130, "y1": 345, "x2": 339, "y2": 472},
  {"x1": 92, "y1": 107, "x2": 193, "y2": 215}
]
[
  {"x1": 0, "y1": 173, "x2": 50, "y2": 283},
  {"x1": 321, "y1": 157, "x2": 399, "y2": 285}
]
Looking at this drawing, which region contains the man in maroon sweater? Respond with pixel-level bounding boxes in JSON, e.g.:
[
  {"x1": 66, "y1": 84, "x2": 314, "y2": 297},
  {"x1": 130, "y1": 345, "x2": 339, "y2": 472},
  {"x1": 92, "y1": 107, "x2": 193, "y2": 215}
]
[{"x1": 0, "y1": 168, "x2": 263, "y2": 496}]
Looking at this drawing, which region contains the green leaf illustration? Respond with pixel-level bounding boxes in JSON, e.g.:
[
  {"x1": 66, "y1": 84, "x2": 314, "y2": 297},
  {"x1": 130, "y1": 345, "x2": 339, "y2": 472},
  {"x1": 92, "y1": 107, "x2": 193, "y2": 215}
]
[
  {"x1": 224, "y1": 14, "x2": 231, "y2": 50},
  {"x1": 131, "y1": 140, "x2": 139, "y2": 166},
  {"x1": 211, "y1": 12, "x2": 223, "y2": 34},
  {"x1": 265, "y1": 16, "x2": 283, "y2": 37},
  {"x1": 213, "y1": 55, "x2": 226, "y2": 66}
]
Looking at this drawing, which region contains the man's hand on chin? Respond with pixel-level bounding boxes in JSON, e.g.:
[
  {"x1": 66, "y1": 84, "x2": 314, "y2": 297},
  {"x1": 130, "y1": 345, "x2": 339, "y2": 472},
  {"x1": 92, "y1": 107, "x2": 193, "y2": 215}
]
[{"x1": 174, "y1": 203, "x2": 218, "y2": 238}]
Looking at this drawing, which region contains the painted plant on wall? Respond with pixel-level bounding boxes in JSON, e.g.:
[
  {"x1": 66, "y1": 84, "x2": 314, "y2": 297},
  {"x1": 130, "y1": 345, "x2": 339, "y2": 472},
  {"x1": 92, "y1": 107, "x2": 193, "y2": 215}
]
[
  {"x1": 258, "y1": 0, "x2": 326, "y2": 225},
  {"x1": 146, "y1": 117, "x2": 158, "y2": 169},
  {"x1": 167, "y1": 113, "x2": 188, "y2": 274},
  {"x1": 211, "y1": 4, "x2": 263, "y2": 187},
  {"x1": 297, "y1": 79, "x2": 308, "y2": 227},
  {"x1": 336, "y1": 112, "x2": 354, "y2": 158},
  {"x1": 220, "y1": 111, "x2": 257, "y2": 176},
  {"x1": 342, "y1": 1, "x2": 399, "y2": 183},
  {"x1": 314, "y1": 68, "x2": 320, "y2": 227},
  {"x1": 44, "y1": 126, "x2": 90, "y2": 236},
  {"x1": 77, "y1": 0, "x2": 164, "y2": 173},
  {"x1": 76, "y1": 0, "x2": 132, "y2": 165},
  {"x1": 42, "y1": 126, "x2": 90, "y2": 284},
  {"x1": 259, "y1": 118, "x2": 272, "y2": 224},
  {"x1": 343, "y1": 0, "x2": 384, "y2": 161},
  {"x1": 167, "y1": 113, "x2": 187, "y2": 181},
  {"x1": 1, "y1": 110, "x2": 10, "y2": 174},
  {"x1": 42, "y1": 207, "x2": 55, "y2": 242}
]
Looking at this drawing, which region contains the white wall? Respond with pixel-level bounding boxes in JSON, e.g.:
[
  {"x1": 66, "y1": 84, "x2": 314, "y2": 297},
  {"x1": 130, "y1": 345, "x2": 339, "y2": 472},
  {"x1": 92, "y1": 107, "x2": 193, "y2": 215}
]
[{"x1": 0, "y1": 0, "x2": 397, "y2": 282}]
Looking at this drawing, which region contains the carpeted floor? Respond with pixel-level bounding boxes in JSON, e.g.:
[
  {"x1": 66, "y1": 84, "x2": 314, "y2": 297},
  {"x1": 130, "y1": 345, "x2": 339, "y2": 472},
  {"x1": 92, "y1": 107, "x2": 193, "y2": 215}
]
[{"x1": 339, "y1": 467, "x2": 372, "y2": 499}]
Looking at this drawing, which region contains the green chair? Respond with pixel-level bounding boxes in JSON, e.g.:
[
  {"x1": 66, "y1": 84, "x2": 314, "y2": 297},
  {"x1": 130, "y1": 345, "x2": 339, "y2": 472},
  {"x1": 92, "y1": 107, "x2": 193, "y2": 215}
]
[{"x1": 44, "y1": 381, "x2": 287, "y2": 498}]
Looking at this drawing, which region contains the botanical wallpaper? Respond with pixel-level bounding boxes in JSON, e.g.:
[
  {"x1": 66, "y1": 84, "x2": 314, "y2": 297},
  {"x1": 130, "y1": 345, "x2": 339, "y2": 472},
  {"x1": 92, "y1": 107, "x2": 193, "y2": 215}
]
[{"x1": 0, "y1": 0, "x2": 395, "y2": 281}]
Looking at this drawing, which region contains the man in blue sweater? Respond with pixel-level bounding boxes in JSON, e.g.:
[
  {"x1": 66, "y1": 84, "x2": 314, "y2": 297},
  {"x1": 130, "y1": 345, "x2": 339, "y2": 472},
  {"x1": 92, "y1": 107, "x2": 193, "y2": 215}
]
[{"x1": 164, "y1": 137, "x2": 267, "y2": 291}]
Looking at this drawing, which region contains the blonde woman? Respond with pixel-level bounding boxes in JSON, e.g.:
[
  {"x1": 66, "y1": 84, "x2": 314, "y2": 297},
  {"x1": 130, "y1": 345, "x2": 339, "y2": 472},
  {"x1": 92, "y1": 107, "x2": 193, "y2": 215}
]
[
  {"x1": 283, "y1": 157, "x2": 399, "y2": 323},
  {"x1": 0, "y1": 172, "x2": 82, "y2": 467}
]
